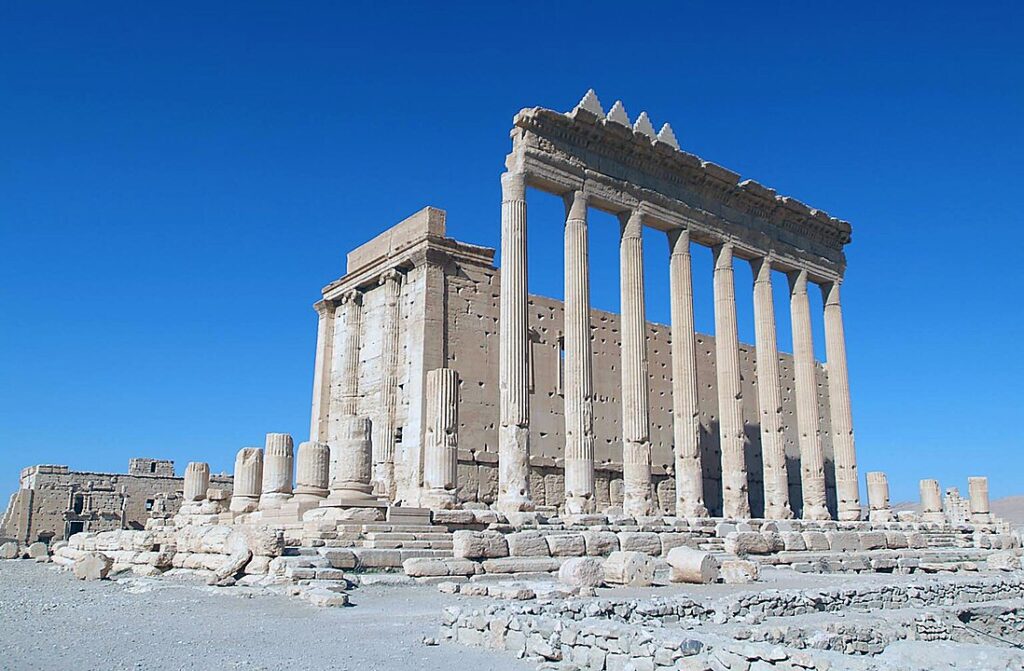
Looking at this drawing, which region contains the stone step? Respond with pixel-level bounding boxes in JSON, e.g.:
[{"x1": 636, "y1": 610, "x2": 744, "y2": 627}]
[
  {"x1": 362, "y1": 531, "x2": 452, "y2": 542},
  {"x1": 350, "y1": 547, "x2": 452, "y2": 569},
  {"x1": 359, "y1": 524, "x2": 443, "y2": 534},
  {"x1": 362, "y1": 539, "x2": 453, "y2": 551},
  {"x1": 283, "y1": 546, "x2": 320, "y2": 557}
]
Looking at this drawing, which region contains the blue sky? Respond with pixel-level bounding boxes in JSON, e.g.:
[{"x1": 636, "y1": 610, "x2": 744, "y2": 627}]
[{"x1": 1, "y1": 2, "x2": 1021, "y2": 504}]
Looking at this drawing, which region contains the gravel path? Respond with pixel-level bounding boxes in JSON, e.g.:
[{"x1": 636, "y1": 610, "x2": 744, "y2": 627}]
[{"x1": 0, "y1": 560, "x2": 532, "y2": 671}]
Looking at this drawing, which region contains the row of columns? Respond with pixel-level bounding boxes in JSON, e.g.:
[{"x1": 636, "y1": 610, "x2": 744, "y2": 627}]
[{"x1": 497, "y1": 174, "x2": 861, "y2": 520}]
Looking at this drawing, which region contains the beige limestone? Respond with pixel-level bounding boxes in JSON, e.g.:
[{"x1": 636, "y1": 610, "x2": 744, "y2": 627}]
[
  {"x1": 327, "y1": 291, "x2": 362, "y2": 449},
  {"x1": 294, "y1": 441, "x2": 329, "y2": 501},
  {"x1": 230, "y1": 448, "x2": 263, "y2": 513},
  {"x1": 823, "y1": 281, "x2": 861, "y2": 520},
  {"x1": 666, "y1": 546, "x2": 719, "y2": 584},
  {"x1": 183, "y1": 462, "x2": 210, "y2": 503},
  {"x1": 789, "y1": 269, "x2": 830, "y2": 520},
  {"x1": 497, "y1": 171, "x2": 533, "y2": 514},
  {"x1": 259, "y1": 433, "x2": 293, "y2": 510},
  {"x1": 751, "y1": 258, "x2": 792, "y2": 520},
  {"x1": 308, "y1": 300, "x2": 335, "y2": 443},
  {"x1": 619, "y1": 210, "x2": 653, "y2": 517},
  {"x1": 713, "y1": 243, "x2": 750, "y2": 519},
  {"x1": 968, "y1": 476, "x2": 991, "y2": 523},
  {"x1": 562, "y1": 191, "x2": 596, "y2": 514},
  {"x1": 866, "y1": 471, "x2": 894, "y2": 522},
  {"x1": 668, "y1": 229, "x2": 707, "y2": 518},
  {"x1": 558, "y1": 556, "x2": 605, "y2": 588},
  {"x1": 602, "y1": 550, "x2": 655, "y2": 586},
  {"x1": 372, "y1": 268, "x2": 403, "y2": 498},
  {"x1": 321, "y1": 416, "x2": 384, "y2": 509},
  {"x1": 920, "y1": 479, "x2": 944, "y2": 523},
  {"x1": 423, "y1": 368, "x2": 459, "y2": 508}
]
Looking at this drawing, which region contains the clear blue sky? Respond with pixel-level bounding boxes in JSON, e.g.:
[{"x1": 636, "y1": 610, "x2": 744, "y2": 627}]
[{"x1": 1, "y1": 2, "x2": 1021, "y2": 504}]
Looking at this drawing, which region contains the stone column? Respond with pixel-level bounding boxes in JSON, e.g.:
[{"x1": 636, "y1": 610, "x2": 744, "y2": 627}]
[
  {"x1": 866, "y1": 471, "x2": 893, "y2": 522},
  {"x1": 373, "y1": 268, "x2": 404, "y2": 499},
  {"x1": 920, "y1": 479, "x2": 944, "y2": 523},
  {"x1": 308, "y1": 300, "x2": 335, "y2": 443},
  {"x1": 497, "y1": 171, "x2": 533, "y2": 513},
  {"x1": 788, "y1": 269, "x2": 830, "y2": 520},
  {"x1": 183, "y1": 462, "x2": 210, "y2": 502},
  {"x1": 229, "y1": 448, "x2": 263, "y2": 513},
  {"x1": 327, "y1": 290, "x2": 362, "y2": 484},
  {"x1": 968, "y1": 476, "x2": 991, "y2": 523},
  {"x1": 423, "y1": 368, "x2": 460, "y2": 509},
  {"x1": 750, "y1": 258, "x2": 793, "y2": 520},
  {"x1": 259, "y1": 432, "x2": 294, "y2": 510},
  {"x1": 322, "y1": 416, "x2": 383, "y2": 509},
  {"x1": 668, "y1": 229, "x2": 707, "y2": 518},
  {"x1": 563, "y1": 190, "x2": 595, "y2": 515},
  {"x1": 619, "y1": 209, "x2": 653, "y2": 518},
  {"x1": 294, "y1": 441, "x2": 330, "y2": 501},
  {"x1": 712, "y1": 243, "x2": 750, "y2": 519},
  {"x1": 822, "y1": 281, "x2": 861, "y2": 520}
]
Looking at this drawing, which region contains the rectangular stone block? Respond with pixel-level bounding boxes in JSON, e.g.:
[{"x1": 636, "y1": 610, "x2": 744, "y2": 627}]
[
  {"x1": 617, "y1": 532, "x2": 661, "y2": 556},
  {"x1": 452, "y1": 530, "x2": 509, "y2": 560},
  {"x1": 546, "y1": 534, "x2": 586, "y2": 557},
  {"x1": 507, "y1": 531, "x2": 551, "y2": 557}
]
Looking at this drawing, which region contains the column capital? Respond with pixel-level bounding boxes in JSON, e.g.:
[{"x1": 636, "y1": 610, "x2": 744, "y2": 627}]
[
  {"x1": 749, "y1": 255, "x2": 772, "y2": 279},
  {"x1": 787, "y1": 267, "x2": 810, "y2": 292},
  {"x1": 378, "y1": 267, "x2": 404, "y2": 287},
  {"x1": 339, "y1": 289, "x2": 363, "y2": 306},
  {"x1": 667, "y1": 227, "x2": 691, "y2": 254},
  {"x1": 712, "y1": 240, "x2": 735, "y2": 267},
  {"x1": 501, "y1": 171, "x2": 527, "y2": 201},
  {"x1": 313, "y1": 299, "x2": 335, "y2": 317},
  {"x1": 563, "y1": 190, "x2": 588, "y2": 221},
  {"x1": 619, "y1": 208, "x2": 644, "y2": 237}
]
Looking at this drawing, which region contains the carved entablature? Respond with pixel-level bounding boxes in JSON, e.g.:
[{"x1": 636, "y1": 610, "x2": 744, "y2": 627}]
[{"x1": 508, "y1": 92, "x2": 853, "y2": 280}]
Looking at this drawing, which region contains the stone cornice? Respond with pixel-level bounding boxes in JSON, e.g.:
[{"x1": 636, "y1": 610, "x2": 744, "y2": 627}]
[{"x1": 509, "y1": 100, "x2": 852, "y2": 279}]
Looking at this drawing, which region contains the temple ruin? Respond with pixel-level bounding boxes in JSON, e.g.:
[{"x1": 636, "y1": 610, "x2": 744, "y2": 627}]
[{"x1": 3, "y1": 91, "x2": 1021, "y2": 671}]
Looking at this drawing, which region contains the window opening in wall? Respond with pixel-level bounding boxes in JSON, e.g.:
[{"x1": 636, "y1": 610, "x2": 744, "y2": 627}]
[
  {"x1": 145, "y1": 499, "x2": 154, "y2": 511},
  {"x1": 72, "y1": 494, "x2": 84, "y2": 515},
  {"x1": 556, "y1": 334, "x2": 565, "y2": 396},
  {"x1": 66, "y1": 521, "x2": 85, "y2": 538},
  {"x1": 150, "y1": 462, "x2": 157, "y2": 473},
  {"x1": 394, "y1": 427, "x2": 404, "y2": 445}
]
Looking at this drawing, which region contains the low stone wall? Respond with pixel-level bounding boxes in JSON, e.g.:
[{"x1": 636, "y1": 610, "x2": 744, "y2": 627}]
[{"x1": 442, "y1": 574, "x2": 1024, "y2": 669}]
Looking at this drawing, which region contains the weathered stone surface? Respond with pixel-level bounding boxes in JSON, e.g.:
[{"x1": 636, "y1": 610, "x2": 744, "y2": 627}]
[
  {"x1": 27, "y1": 542, "x2": 48, "y2": 560},
  {"x1": 617, "y1": 531, "x2": 661, "y2": 556},
  {"x1": 0, "y1": 542, "x2": 20, "y2": 559},
  {"x1": 724, "y1": 532, "x2": 770, "y2": 556},
  {"x1": 666, "y1": 547, "x2": 719, "y2": 584},
  {"x1": 506, "y1": 531, "x2": 550, "y2": 557},
  {"x1": 603, "y1": 551, "x2": 655, "y2": 586},
  {"x1": 480, "y1": 556, "x2": 562, "y2": 574},
  {"x1": 988, "y1": 551, "x2": 1021, "y2": 571},
  {"x1": 781, "y1": 531, "x2": 806, "y2": 551},
  {"x1": 558, "y1": 557, "x2": 605, "y2": 588},
  {"x1": 858, "y1": 531, "x2": 887, "y2": 550},
  {"x1": 73, "y1": 552, "x2": 114, "y2": 581},
  {"x1": 582, "y1": 531, "x2": 619, "y2": 557},
  {"x1": 802, "y1": 531, "x2": 830, "y2": 551},
  {"x1": 884, "y1": 531, "x2": 909, "y2": 549},
  {"x1": 403, "y1": 557, "x2": 450, "y2": 577},
  {"x1": 720, "y1": 559, "x2": 760, "y2": 584},
  {"x1": 825, "y1": 531, "x2": 859, "y2": 552},
  {"x1": 452, "y1": 530, "x2": 508, "y2": 560},
  {"x1": 545, "y1": 534, "x2": 585, "y2": 557}
]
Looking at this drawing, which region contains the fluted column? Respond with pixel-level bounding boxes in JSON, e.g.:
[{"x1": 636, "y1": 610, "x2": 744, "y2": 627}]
[
  {"x1": 373, "y1": 268, "x2": 403, "y2": 500},
  {"x1": 563, "y1": 190, "x2": 595, "y2": 515},
  {"x1": 497, "y1": 171, "x2": 533, "y2": 513},
  {"x1": 866, "y1": 471, "x2": 893, "y2": 522},
  {"x1": 968, "y1": 476, "x2": 991, "y2": 523},
  {"x1": 259, "y1": 432, "x2": 294, "y2": 510},
  {"x1": 322, "y1": 416, "x2": 383, "y2": 508},
  {"x1": 750, "y1": 258, "x2": 792, "y2": 520},
  {"x1": 423, "y1": 368, "x2": 460, "y2": 509},
  {"x1": 788, "y1": 269, "x2": 830, "y2": 520},
  {"x1": 294, "y1": 441, "x2": 330, "y2": 501},
  {"x1": 183, "y1": 462, "x2": 210, "y2": 502},
  {"x1": 822, "y1": 281, "x2": 860, "y2": 520},
  {"x1": 328, "y1": 290, "x2": 363, "y2": 447},
  {"x1": 713, "y1": 243, "x2": 750, "y2": 519},
  {"x1": 668, "y1": 229, "x2": 707, "y2": 518},
  {"x1": 308, "y1": 300, "x2": 335, "y2": 443},
  {"x1": 229, "y1": 448, "x2": 263, "y2": 513},
  {"x1": 920, "y1": 479, "x2": 944, "y2": 523},
  {"x1": 619, "y1": 210, "x2": 653, "y2": 517}
]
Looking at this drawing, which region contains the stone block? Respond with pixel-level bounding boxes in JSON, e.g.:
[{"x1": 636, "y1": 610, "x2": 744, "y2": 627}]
[
  {"x1": 73, "y1": 552, "x2": 113, "y2": 581},
  {"x1": 452, "y1": 530, "x2": 508, "y2": 560},
  {"x1": 988, "y1": 550, "x2": 1021, "y2": 571},
  {"x1": 27, "y1": 542, "x2": 49, "y2": 560},
  {"x1": 545, "y1": 534, "x2": 585, "y2": 557},
  {"x1": 825, "y1": 531, "x2": 859, "y2": 552},
  {"x1": 762, "y1": 531, "x2": 785, "y2": 552},
  {"x1": 603, "y1": 551, "x2": 655, "y2": 586},
  {"x1": 665, "y1": 547, "x2": 719, "y2": 584},
  {"x1": 724, "y1": 532, "x2": 770, "y2": 556},
  {"x1": 0, "y1": 542, "x2": 20, "y2": 559},
  {"x1": 781, "y1": 532, "x2": 806, "y2": 551},
  {"x1": 507, "y1": 531, "x2": 551, "y2": 557},
  {"x1": 558, "y1": 557, "x2": 605, "y2": 588},
  {"x1": 906, "y1": 532, "x2": 928, "y2": 549},
  {"x1": 582, "y1": 531, "x2": 619, "y2": 556},
  {"x1": 719, "y1": 559, "x2": 759, "y2": 584},
  {"x1": 884, "y1": 531, "x2": 909, "y2": 549},
  {"x1": 858, "y1": 531, "x2": 887, "y2": 550},
  {"x1": 617, "y1": 532, "x2": 661, "y2": 555},
  {"x1": 802, "y1": 531, "x2": 829, "y2": 551},
  {"x1": 318, "y1": 548, "x2": 357, "y2": 569},
  {"x1": 658, "y1": 532, "x2": 695, "y2": 555},
  {"x1": 480, "y1": 556, "x2": 561, "y2": 574},
  {"x1": 403, "y1": 557, "x2": 450, "y2": 577}
]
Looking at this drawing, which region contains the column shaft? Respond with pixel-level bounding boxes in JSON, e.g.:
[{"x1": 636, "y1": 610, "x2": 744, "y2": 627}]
[
  {"x1": 328, "y1": 290, "x2": 363, "y2": 447},
  {"x1": 563, "y1": 191, "x2": 595, "y2": 514},
  {"x1": 789, "y1": 270, "x2": 830, "y2": 520},
  {"x1": 373, "y1": 269, "x2": 403, "y2": 499},
  {"x1": 497, "y1": 172, "x2": 533, "y2": 513},
  {"x1": 751, "y1": 258, "x2": 792, "y2": 519},
  {"x1": 308, "y1": 300, "x2": 335, "y2": 442},
  {"x1": 822, "y1": 281, "x2": 861, "y2": 520},
  {"x1": 668, "y1": 229, "x2": 707, "y2": 518},
  {"x1": 619, "y1": 210, "x2": 653, "y2": 517},
  {"x1": 713, "y1": 243, "x2": 750, "y2": 518},
  {"x1": 423, "y1": 368, "x2": 460, "y2": 508}
]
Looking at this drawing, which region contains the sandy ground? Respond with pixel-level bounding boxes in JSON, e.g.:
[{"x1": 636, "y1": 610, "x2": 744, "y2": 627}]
[{"x1": 0, "y1": 560, "x2": 533, "y2": 671}]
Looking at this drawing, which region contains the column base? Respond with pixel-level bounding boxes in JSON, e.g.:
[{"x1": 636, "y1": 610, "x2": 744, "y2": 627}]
[
  {"x1": 422, "y1": 488, "x2": 458, "y2": 510},
  {"x1": 801, "y1": 503, "x2": 832, "y2": 521},
  {"x1": 563, "y1": 493, "x2": 595, "y2": 516},
  {"x1": 257, "y1": 493, "x2": 293, "y2": 511},
  {"x1": 320, "y1": 484, "x2": 388, "y2": 510},
  {"x1": 762, "y1": 503, "x2": 794, "y2": 520},
  {"x1": 921, "y1": 512, "x2": 946, "y2": 524},
  {"x1": 676, "y1": 501, "x2": 709, "y2": 519},
  {"x1": 868, "y1": 509, "x2": 894, "y2": 523},
  {"x1": 836, "y1": 506, "x2": 862, "y2": 522}
]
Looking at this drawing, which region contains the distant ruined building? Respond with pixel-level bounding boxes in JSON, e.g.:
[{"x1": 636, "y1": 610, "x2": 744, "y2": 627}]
[{"x1": 0, "y1": 459, "x2": 231, "y2": 544}]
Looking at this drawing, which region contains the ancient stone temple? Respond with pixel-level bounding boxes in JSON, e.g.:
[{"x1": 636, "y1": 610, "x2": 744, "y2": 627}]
[{"x1": 307, "y1": 90, "x2": 862, "y2": 521}]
